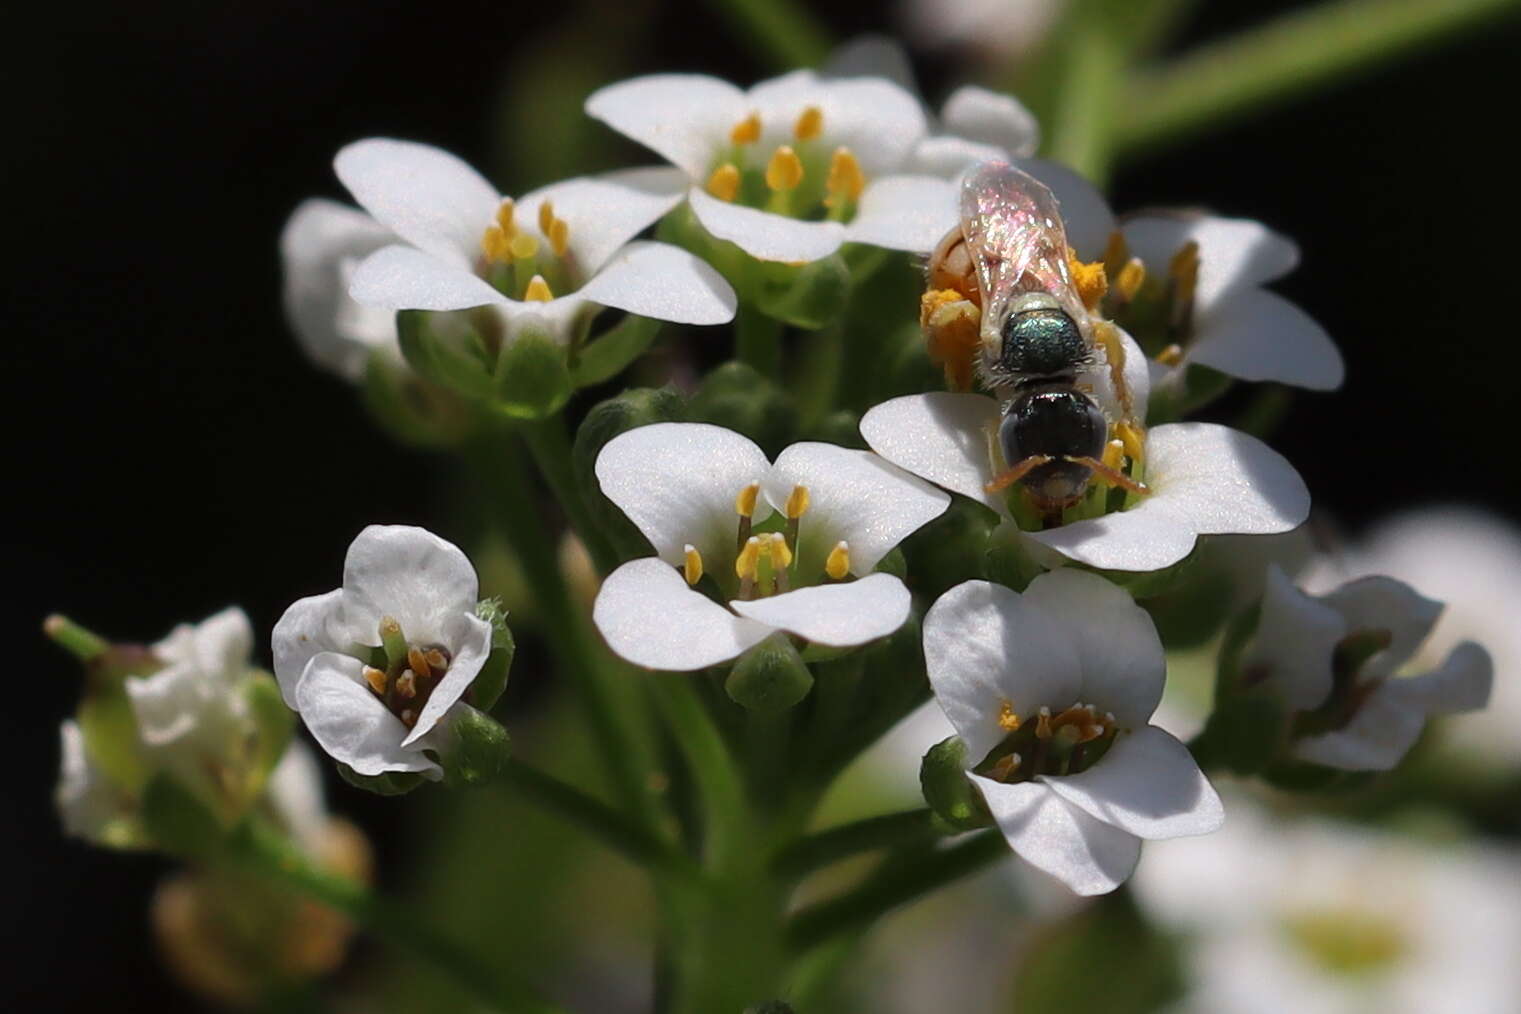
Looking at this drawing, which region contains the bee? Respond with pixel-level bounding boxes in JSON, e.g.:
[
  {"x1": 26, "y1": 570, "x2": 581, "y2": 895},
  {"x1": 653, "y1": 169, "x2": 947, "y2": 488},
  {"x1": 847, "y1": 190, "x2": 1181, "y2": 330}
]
[{"x1": 924, "y1": 161, "x2": 1147, "y2": 515}]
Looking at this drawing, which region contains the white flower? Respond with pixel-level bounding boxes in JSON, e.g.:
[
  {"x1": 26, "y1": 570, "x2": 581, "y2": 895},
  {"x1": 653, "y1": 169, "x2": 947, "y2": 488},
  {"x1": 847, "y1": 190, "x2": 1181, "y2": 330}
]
[
  {"x1": 1245, "y1": 565, "x2": 1491, "y2": 771},
  {"x1": 1134, "y1": 798, "x2": 1521, "y2": 1014},
  {"x1": 896, "y1": 0, "x2": 1065, "y2": 64},
  {"x1": 861, "y1": 392, "x2": 1309, "y2": 572},
  {"x1": 585, "y1": 69, "x2": 1027, "y2": 262},
  {"x1": 333, "y1": 139, "x2": 735, "y2": 345},
  {"x1": 272, "y1": 525, "x2": 494, "y2": 777},
  {"x1": 280, "y1": 198, "x2": 400, "y2": 381},
  {"x1": 591, "y1": 423, "x2": 948, "y2": 670},
  {"x1": 924, "y1": 571, "x2": 1223, "y2": 895}
]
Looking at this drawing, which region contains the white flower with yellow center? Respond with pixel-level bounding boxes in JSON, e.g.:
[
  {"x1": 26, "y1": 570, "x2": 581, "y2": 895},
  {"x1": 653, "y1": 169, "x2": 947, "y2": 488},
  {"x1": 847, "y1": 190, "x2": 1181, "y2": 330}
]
[
  {"x1": 333, "y1": 139, "x2": 736, "y2": 345},
  {"x1": 272, "y1": 525, "x2": 494, "y2": 778},
  {"x1": 586, "y1": 69, "x2": 1007, "y2": 262},
  {"x1": 591, "y1": 423, "x2": 949, "y2": 670},
  {"x1": 925, "y1": 572, "x2": 1224, "y2": 895},
  {"x1": 1244, "y1": 565, "x2": 1491, "y2": 771}
]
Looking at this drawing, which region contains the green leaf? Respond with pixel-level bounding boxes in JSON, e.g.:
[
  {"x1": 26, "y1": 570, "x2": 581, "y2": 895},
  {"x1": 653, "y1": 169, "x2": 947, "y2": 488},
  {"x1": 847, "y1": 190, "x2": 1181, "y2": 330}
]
[{"x1": 569, "y1": 314, "x2": 662, "y2": 387}]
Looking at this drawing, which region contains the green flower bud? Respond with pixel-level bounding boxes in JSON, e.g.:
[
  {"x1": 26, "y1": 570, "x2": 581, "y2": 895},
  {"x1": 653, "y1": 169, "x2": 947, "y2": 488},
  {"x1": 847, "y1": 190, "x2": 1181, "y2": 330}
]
[
  {"x1": 437, "y1": 709, "x2": 512, "y2": 790},
  {"x1": 806, "y1": 409, "x2": 863, "y2": 449},
  {"x1": 360, "y1": 351, "x2": 475, "y2": 449},
  {"x1": 920, "y1": 736, "x2": 989, "y2": 832},
  {"x1": 726, "y1": 633, "x2": 814, "y2": 714},
  {"x1": 983, "y1": 519, "x2": 1044, "y2": 595},
  {"x1": 688, "y1": 361, "x2": 797, "y2": 458},
  {"x1": 754, "y1": 255, "x2": 852, "y2": 329},
  {"x1": 573, "y1": 387, "x2": 688, "y2": 558}
]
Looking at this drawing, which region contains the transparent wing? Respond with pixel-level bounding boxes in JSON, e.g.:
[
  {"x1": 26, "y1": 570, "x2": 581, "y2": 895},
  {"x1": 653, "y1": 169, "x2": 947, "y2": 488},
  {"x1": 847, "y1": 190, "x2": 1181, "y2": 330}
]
[{"x1": 960, "y1": 162, "x2": 1089, "y2": 341}]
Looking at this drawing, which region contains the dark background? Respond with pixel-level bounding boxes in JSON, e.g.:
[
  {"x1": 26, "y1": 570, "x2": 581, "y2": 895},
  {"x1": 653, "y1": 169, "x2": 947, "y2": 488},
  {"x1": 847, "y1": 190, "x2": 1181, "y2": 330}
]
[{"x1": 7, "y1": 1, "x2": 1519, "y2": 1009}]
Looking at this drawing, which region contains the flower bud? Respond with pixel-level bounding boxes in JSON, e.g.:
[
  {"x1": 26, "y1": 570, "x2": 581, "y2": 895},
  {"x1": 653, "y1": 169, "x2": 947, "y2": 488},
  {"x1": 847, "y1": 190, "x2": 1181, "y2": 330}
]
[
  {"x1": 437, "y1": 709, "x2": 513, "y2": 789},
  {"x1": 574, "y1": 387, "x2": 688, "y2": 557},
  {"x1": 725, "y1": 633, "x2": 814, "y2": 714},
  {"x1": 754, "y1": 254, "x2": 852, "y2": 329},
  {"x1": 920, "y1": 736, "x2": 989, "y2": 832},
  {"x1": 360, "y1": 351, "x2": 474, "y2": 448},
  {"x1": 688, "y1": 362, "x2": 797, "y2": 458}
]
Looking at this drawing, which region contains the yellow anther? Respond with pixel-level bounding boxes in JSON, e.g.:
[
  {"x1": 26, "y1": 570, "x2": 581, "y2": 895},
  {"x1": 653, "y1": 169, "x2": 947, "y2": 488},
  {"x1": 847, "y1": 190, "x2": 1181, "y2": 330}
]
[
  {"x1": 495, "y1": 198, "x2": 517, "y2": 235},
  {"x1": 1066, "y1": 252, "x2": 1108, "y2": 312},
  {"x1": 1115, "y1": 420, "x2": 1146, "y2": 461},
  {"x1": 1170, "y1": 240, "x2": 1200, "y2": 302},
  {"x1": 729, "y1": 111, "x2": 761, "y2": 145},
  {"x1": 1101, "y1": 229, "x2": 1129, "y2": 278},
  {"x1": 706, "y1": 163, "x2": 741, "y2": 202},
  {"x1": 522, "y1": 274, "x2": 554, "y2": 302},
  {"x1": 767, "y1": 531, "x2": 793, "y2": 570},
  {"x1": 784, "y1": 484, "x2": 810, "y2": 519},
  {"x1": 997, "y1": 699, "x2": 1022, "y2": 732},
  {"x1": 509, "y1": 230, "x2": 539, "y2": 261},
  {"x1": 1155, "y1": 344, "x2": 1185, "y2": 367},
  {"x1": 793, "y1": 105, "x2": 824, "y2": 141},
  {"x1": 824, "y1": 147, "x2": 865, "y2": 206},
  {"x1": 1114, "y1": 258, "x2": 1147, "y2": 302},
  {"x1": 424, "y1": 648, "x2": 450, "y2": 673},
  {"x1": 362, "y1": 666, "x2": 388, "y2": 696},
  {"x1": 734, "y1": 481, "x2": 760, "y2": 518},
  {"x1": 765, "y1": 145, "x2": 804, "y2": 192},
  {"x1": 1035, "y1": 706, "x2": 1053, "y2": 740},
  {"x1": 735, "y1": 536, "x2": 762, "y2": 580},
  {"x1": 825, "y1": 540, "x2": 850, "y2": 580},
  {"x1": 548, "y1": 217, "x2": 570, "y2": 258},
  {"x1": 537, "y1": 200, "x2": 555, "y2": 236},
  {"x1": 989, "y1": 753, "x2": 1022, "y2": 782},
  {"x1": 1101, "y1": 438, "x2": 1126, "y2": 472},
  {"x1": 480, "y1": 225, "x2": 511, "y2": 263},
  {"x1": 683, "y1": 544, "x2": 704, "y2": 586},
  {"x1": 395, "y1": 670, "x2": 417, "y2": 700},
  {"x1": 407, "y1": 647, "x2": 432, "y2": 680}
]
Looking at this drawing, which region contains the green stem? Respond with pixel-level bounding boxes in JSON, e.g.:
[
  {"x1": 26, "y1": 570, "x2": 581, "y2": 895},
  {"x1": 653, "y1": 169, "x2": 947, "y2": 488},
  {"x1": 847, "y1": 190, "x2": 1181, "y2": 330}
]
[
  {"x1": 772, "y1": 809, "x2": 938, "y2": 879},
  {"x1": 784, "y1": 830, "x2": 1007, "y2": 953},
  {"x1": 1118, "y1": 0, "x2": 1521, "y2": 154},
  {"x1": 648, "y1": 676, "x2": 747, "y2": 867},
  {"x1": 1046, "y1": 4, "x2": 1127, "y2": 187},
  {"x1": 701, "y1": 0, "x2": 830, "y2": 71},
  {"x1": 735, "y1": 305, "x2": 785, "y2": 382},
  {"x1": 520, "y1": 414, "x2": 618, "y2": 575},
  {"x1": 229, "y1": 821, "x2": 565, "y2": 1014},
  {"x1": 498, "y1": 760, "x2": 699, "y2": 882}
]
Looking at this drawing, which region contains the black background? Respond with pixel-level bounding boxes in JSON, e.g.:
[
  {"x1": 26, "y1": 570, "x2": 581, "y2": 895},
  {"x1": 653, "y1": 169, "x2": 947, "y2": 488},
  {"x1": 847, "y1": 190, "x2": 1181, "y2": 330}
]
[{"x1": 7, "y1": 1, "x2": 1520, "y2": 1009}]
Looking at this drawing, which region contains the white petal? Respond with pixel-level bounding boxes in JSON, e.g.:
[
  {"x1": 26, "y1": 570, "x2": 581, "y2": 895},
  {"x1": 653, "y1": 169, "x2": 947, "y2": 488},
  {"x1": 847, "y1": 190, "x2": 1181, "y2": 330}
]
[
  {"x1": 971, "y1": 776, "x2": 1142, "y2": 896},
  {"x1": 821, "y1": 35, "x2": 918, "y2": 90},
  {"x1": 152, "y1": 607, "x2": 254, "y2": 680},
  {"x1": 1400, "y1": 641, "x2": 1494, "y2": 714},
  {"x1": 923, "y1": 581, "x2": 1082, "y2": 761},
  {"x1": 1319, "y1": 575, "x2": 1441, "y2": 679},
  {"x1": 689, "y1": 188, "x2": 846, "y2": 263},
  {"x1": 1016, "y1": 158, "x2": 1115, "y2": 259},
  {"x1": 1190, "y1": 288, "x2": 1344, "y2": 390},
  {"x1": 1028, "y1": 423, "x2": 1309, "y2": 572},
  {"x1": 584, "y1": 74, "x2": 747, "y2": 178},
  {"x1": 400, "y1": 611, "x2": 494, "y2": 748},
  {"x1": 1292, "y1": 684, "x2": 1426, "y2": 771},
  {"x1": 497, "y1": 293, "x2": 593, "y2": 346},
  {"x1": 577, "y1": 240, "x2": 736, "y2": 325},
  {"x1": 1243, "y1": 565, "x2": 1345, "y2": 711},
  {"x1": 593, "y1": 559, "x2": 772, "y2": 670},
  {"x1": 334, "y1": 138, "x2": 499, "y2": 268},
  {"x1": 1023, "y1": 569, "x2": 1165, "y2": 725},
  {"x1": 56, "y1": 721, "x2": 131, "y2": 844},
  {"x1": 904, "y1": 135, "x2": 1009, "y2": 178},
  {"x1": 124, "y1": 666, "x2": 206, "y2": 746},
  {"x1": 342, "y1": 525, "x2": 480, "y2": 646},
  {"x1": 294, "y1": 654, "x2": 439, "y2": 776},
  {"x1": 271, "y1": 588, "x2": 350, "y2": 707},
  {"x1": 859, "y1": 393, "x2": 1005, "y2": 516},
  {"x1": 595, "y1": 421, "x2": 773, "y2": 567},
  {"x1": 730, "y1": 573, "x2": 911, "y2": 647},
  {"x1": 1042, "y1": 726, "x2": 1224, "y2": 840},
  {"x1": 280, "y1": 199, "x2": 399, "y2": 379},
  {"x1": 763, "y1": 442, "x2": 948, "y2": 575},
  {"x1": 846, "y1": 175, "x2": 959, "y2": 254},
  {"x1": 1122, "y1": 213, "x2": 1298, "y2": 309},
  {"x1": 348, "y1": 244, "x2": 507, "y2": 311},
  {"x1": 1084, "y1": 324, "x2": 1152, "y2": 429},
  {"x1": 264, "y1": 742, "x2": 329, "y2": 854},
  {"x1": 515, "y1": 167, "x2": 687, "y2": 274},
  {"x1": 940, "y1": 86, "x2": 1040, "y2": 158},
  {"x1": 749, "y1": 73, "x2": 927, "y2": 174}
]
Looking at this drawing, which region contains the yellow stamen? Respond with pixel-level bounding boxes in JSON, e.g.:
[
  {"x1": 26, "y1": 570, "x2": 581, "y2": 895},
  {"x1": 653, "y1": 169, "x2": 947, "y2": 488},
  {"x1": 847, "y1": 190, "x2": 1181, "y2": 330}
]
[
  {"x1": 729, "y1": 112, "x2": 761, "y2": 145},
  {"x1": 793, "y1": 105, "x2": 823, "y2": 141},
  {"x1": 362, "y1": 666, "x2": 388, "y2": 696},
  {"x1": 784, "y1": 484, "x2": 810, "y2": 520},
  {"x1": 1101, "y1": 229, "x2": 1129, "y2": 278},
  {"x1": 1170, "y1": 240, "x2": 1200, "y2": 305},
  {"x1": 706, "y1": 163, "x2": 741, "y2": 202},
  {"x1": 495, "y1": 198, "x2": 517, "y2": 235},
  {"x1": 997, "y1": 699, "x2": 1021, "y2": 732},
  {"x1": 509, "y1": 230, "x2": 539, "y2": 261},
  {"x1": 734, "y1": 481, "x2": 760, "y2": 518},
  {"x1": 1115, "y1": 420, "x2": 1146, "y2": 461},
  {"x1": 480, "y1": 225, "x2": 511, "y2": 263},
  {"x1": 683, "y1": 544, "x2": 704, "y2": 586},
  {"x1": 395, "y1": 670, "x2": 417, "y2": 700},
  {"x1": 767, "y1": 531, "x2": 793, "y2": 571},
  {"x1": 825, "y1": 540, "x2": 850, "y2": 580},
  {"x1": 1101, "y1": 438, "x2": 1126, "y2": 473},
  {"x1": 989, "y1": 753, "x2": 1022, "y2": 782},
  {"x1": 1114, "y1": 258, "x2": 1146, "y2": 302},
  {"x1": 537, "y1": 200, "x2": 555, "y2": 236},
  {"x1": 1034, "y1": 706, "x2": 1053, "y2": 740},
  {"x1": 522, "y1": 274, "x2": 554, "y2": 302},
  {"x1": 1155, "y1": 343, "x2": 1185, "y2": 367},
  {"x1": 1066, "y1": 252, "x2": 1108, "y2": 312},
  {"x1": 424, "y1": 648, "x2": 449, "y2": 673},
  {"x1": 765, "y1": 145, "x2": 804, "y2": 192},
  {"x1": 735, "y1": 536, "x2": 762, "y2": 581},
  {"x1": 548, "y1": 217, "x2": 570, "y2": 258},
  {"x1": 406, "y1": 647, "x2": 432, "y2": 680},
  {"x1": 824, "y1": 147, "x2": 865, "y2": 206}
]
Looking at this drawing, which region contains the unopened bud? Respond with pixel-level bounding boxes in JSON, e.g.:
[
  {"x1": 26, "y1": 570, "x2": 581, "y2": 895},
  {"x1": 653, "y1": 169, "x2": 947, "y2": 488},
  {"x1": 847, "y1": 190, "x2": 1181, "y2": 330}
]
[
  {"x1": 920, "y1": 736, "x2": 989, "y2": 832},
  {"x1": 725, "y1": 633, "x2": 814, "y2": 714}
]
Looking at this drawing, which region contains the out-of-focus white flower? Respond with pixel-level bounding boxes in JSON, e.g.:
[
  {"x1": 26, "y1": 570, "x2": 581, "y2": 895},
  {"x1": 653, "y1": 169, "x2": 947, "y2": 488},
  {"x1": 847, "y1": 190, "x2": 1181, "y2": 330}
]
[
  {"x1": 862, "y1": 392, "x2": 1308, "y2": 572},
  {"x1": 280, "y1": 199, "x2": 400, "y2": 381},
  {"x1": 924, "y1": 571, "x2": 1223, "y2": 895},
  {"x1": 1134, "y1": 796, "x2": 1521, "y2": 1014},
  {"x1": 897, "y1": 0, "x2": 1065, "y2": 64},
  {"x1": 334, "y1": 139, "x2": 735, "y2": 345},
  {"x1": 272, "y1": 525, "x2": 493, "y2": 777},
  {"x1": 591, "y1": 423, "x2": 947, "y2": 670},
  {"x1": 1245, "y1": 565, "x2": 1491, "y2": 771}
]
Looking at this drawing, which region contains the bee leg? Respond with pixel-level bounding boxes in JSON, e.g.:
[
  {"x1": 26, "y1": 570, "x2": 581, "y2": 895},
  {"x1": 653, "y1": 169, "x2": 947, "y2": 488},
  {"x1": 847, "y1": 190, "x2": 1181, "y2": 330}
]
[
  {"x1": 1065, "y1": 456, "x2": 1150, "y2": 496},
  {"x1": 984, "y1": 455, "x2": 1053, "y2": 494}
]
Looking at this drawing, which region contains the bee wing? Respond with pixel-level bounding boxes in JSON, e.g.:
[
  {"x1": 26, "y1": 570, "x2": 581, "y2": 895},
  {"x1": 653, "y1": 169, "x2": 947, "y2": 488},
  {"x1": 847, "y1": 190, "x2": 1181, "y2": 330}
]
[{"x1": 959, "y1": 162, "x2": 1089, "y2": 339}]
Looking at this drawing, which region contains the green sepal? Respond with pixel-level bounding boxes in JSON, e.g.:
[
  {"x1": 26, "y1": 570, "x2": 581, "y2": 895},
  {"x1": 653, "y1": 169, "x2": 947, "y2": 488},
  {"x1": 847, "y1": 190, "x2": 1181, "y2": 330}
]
[
  {"x1": 573, "y1": 387, "x2": 688, "y2": 559},
  {"x1": 754, "y1": 255, "x2": 852, "y2": 329},
  {"x1": 469, "y1": 598, "x2": 516, "y2": 713},
  {"x1": 873, "y1": 547, "x2": 907, "y2": 581},
  {"x1": 77, "y1": 688, "x2": 150, "y2": 794},
  {"x1": 920, "y1": 736, "x2": 989, "y2": 832},
  {"x1": 726, "y1": 633, "x2": 814, "y2": 714},
  {"x1": 437, "y1": 709, "x2": 512, "y2": 790},
  {"x1": 397, "y1": 309, "x2": 498, "y2": 400},
  {"x1": 570, "y1": 314, "x2": 663, "y2": 387},
  {"x1": 1261, "y1": 760, "x2": 1378, "y2": 794},
  {"x1": 335, "y1": 763, "x2": 426, "y2": 797},
  {"x1": 688, "y1": 361, "x2": 797, "y2": 457},
  {"x1": 1190, "y1": 692, "x2": 1289, "y2": 776},
  {"x1": 360, "y1": 351, "x2": 474, "y2": 449},
  {"x1": 243, "y1": 672, "x2": 295, "y2": 785},
  {"x1": 899, "y1": 498, "x2": 996, "y2": 601},
  {"x1": 141, "y1": 773, "x2": 227, "y2": 858},
  {"x1": 984, "y1": 521, "x2": 1048, "y2": 594},
  {"x1": 493, "y1": 329, "x2": 572, "y2": 420},
  {"x1": 1094, "y1": 544, "x2": 1202, "y2": 599}
]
